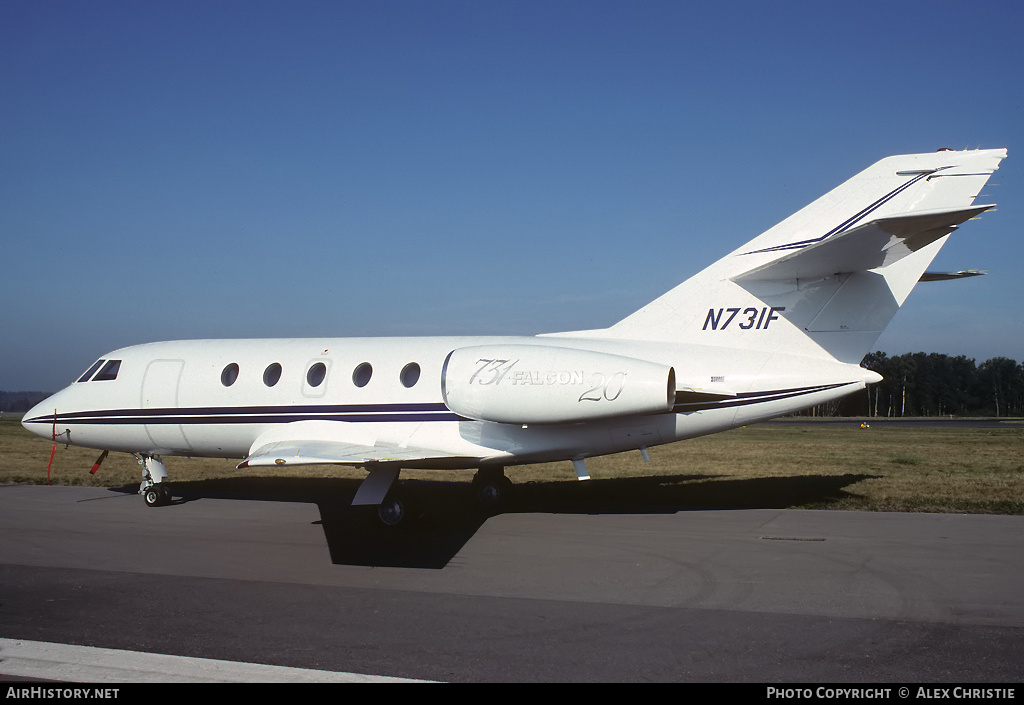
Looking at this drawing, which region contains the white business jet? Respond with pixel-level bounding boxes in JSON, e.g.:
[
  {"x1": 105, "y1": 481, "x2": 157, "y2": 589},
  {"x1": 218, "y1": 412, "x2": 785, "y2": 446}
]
[{"x1": 23, "y1": 148, "x2": 1006, "y2": 525}]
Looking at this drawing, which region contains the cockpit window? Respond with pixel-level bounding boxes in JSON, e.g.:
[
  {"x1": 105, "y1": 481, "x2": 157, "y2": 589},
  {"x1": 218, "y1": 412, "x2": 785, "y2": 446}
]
[
  {"x1": 92, "y1": 359, "x2": 122, "y2": 381},
  {"x1": 76, "y1": 359, "x2": 105, "y2": 383}
]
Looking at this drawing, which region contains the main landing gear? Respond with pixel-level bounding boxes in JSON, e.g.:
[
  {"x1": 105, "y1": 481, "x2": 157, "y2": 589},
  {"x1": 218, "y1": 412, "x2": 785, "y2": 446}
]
[
  {"x1": 472, "y1": 467, "x2": 514, "y2": 515},
  {"x1": 375, "y1": 491, "x2": 410, "y2": 528},
  {"x1": 353, "y1": 465, "x2": 516, "y2": 528},
  {"x1": 136, "y1": 455, "x2": 172, "y2": 507}
]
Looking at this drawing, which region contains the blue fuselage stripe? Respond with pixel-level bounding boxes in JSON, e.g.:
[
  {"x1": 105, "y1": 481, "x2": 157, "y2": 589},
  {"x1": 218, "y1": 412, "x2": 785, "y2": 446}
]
[
  {"x1": 26, "y1": 384, "x2": 853, "y2": 426},
  {"x1": 672, "y1": 383, "x2": 849, "y2": 412},
  {"x1": 25, "y1": 402, "x2": 463, "y2": 425}
]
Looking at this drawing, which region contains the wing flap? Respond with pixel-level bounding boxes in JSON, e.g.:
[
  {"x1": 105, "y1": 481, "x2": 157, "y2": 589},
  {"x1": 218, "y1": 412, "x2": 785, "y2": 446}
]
[{"x1": 733, "y1": 204, "x2": 994, "y2": 282}]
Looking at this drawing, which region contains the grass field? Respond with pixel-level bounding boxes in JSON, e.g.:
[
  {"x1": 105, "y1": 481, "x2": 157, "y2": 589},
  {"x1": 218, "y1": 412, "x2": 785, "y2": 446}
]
[{"x1": 2, "y1": 414, "x2": 1023, "y2": 515}]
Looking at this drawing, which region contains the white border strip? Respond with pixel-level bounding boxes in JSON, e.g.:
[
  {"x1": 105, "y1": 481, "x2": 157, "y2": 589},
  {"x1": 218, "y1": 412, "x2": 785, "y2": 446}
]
[{"x1": 0, "y1": 638, "x2": 432, "y2": 683}]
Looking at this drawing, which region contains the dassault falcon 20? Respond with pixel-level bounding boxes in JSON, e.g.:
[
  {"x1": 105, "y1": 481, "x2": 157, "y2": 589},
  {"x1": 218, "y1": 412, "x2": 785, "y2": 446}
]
[{"x1": 23, "y1": 148, "x2": 1007, "y2": 525}]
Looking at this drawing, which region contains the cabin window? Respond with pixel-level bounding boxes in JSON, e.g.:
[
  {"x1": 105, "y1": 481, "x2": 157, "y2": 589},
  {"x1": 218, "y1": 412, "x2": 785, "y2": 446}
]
[
  {"x1": 92, "y1": 359, "x2": 121, "y2": 381},
  {"x1": 400, "y1": 362, "x2": 421, "y2": 388},
  {"x1": 221, "y1": 363, "x2": 240, "y2": 387},
  {"x1": 306, "y1": 362, "x2": 327, "y2": 387},
  {"x1": 352, "y1": 362, "x2": 372, "y2": 388},
  {"x1": 77, "y1": 359, "x2": 105, "y2": 383},
  {"x1": 263, "y1": 362, "x2": 282, "y2": 387}
]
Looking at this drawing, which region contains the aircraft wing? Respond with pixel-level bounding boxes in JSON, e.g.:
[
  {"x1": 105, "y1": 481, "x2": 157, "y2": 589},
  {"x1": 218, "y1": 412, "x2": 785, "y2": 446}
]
[
  {"x1": 733, "y1": 204, "x2": 994, "y2": 282},
  {"x1": 239, "y1": 440, "x2": 455, "y2": 467},
  {"x1": 237, "y1": 420, "x2": 470, "y2": 468}
]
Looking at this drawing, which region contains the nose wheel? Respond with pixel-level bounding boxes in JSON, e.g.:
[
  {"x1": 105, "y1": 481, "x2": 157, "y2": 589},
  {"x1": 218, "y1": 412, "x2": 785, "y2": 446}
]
[
  {"x1": 136, "y1": 455, "x2": 172, "y2": 507},
  {"x1": 143, "y1": 483, "x2": 172, "y2": 507}
]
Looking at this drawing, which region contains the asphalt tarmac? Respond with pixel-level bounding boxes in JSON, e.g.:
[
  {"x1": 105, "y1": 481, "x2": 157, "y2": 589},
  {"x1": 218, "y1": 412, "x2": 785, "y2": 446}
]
[{"x1": 0, "y1": 483, "x2": 1022, "y2": 683}]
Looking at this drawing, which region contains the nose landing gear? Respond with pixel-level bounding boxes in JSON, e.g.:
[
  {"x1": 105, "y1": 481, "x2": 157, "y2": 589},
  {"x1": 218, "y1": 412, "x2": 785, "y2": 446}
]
[
  {"x1": 143, "y1": 482, "x2": 172, "y2": 507},
  {"x1": 136, "y1": 455, "x2": 172, "y2": 507}
]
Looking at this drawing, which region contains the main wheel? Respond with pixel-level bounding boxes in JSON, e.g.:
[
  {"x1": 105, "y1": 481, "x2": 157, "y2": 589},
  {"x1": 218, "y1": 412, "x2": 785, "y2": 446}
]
[
  {"x1": 377, "y1": 493, "x2": 408, "y2": 527},
  {"x1": 473, "y1": 473, "x2": 513, "y2": 514}
]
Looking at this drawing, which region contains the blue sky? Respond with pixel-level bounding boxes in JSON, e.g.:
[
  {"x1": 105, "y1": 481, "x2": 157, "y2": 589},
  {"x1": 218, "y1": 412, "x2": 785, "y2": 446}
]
[{"x1": 2, "y1": 0, "x2": 1021, "y2": 392}]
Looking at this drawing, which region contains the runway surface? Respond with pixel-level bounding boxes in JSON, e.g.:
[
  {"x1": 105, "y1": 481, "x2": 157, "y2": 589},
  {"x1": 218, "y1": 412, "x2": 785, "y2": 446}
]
[{"x1": 1, "y1": 483, "x2": 1022, "y2": 682}]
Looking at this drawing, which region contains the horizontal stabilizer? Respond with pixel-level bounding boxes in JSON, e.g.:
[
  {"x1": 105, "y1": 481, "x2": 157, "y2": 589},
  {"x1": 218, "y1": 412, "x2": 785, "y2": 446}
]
[
  {"x1": 733, "y1": 205, "x2": 994, "y2": 282},
  {"x1": 920, "y1": 269, "x2": 987, "y2": 282}
]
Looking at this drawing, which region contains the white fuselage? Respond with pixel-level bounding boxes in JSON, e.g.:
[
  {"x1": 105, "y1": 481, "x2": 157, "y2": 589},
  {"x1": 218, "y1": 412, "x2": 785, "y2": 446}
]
[{"x1": 23, "y1": 335, "x2": 872, "y2": 469}]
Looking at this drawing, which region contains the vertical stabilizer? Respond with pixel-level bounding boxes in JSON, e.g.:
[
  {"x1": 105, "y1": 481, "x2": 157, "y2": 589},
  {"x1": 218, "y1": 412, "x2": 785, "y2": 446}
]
[{"x1": 597, "y1": 149, "x2": 1006, "y2": 363}]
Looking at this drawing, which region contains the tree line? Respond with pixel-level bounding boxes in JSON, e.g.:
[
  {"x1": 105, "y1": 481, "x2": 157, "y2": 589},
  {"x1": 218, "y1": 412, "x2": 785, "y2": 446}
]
[
  {"x1": 0, "y1": 391, "x2": 49, "y2": 413},
  {"x1": 799, "y1": 352, "x2": 1024, "y2": 418}
]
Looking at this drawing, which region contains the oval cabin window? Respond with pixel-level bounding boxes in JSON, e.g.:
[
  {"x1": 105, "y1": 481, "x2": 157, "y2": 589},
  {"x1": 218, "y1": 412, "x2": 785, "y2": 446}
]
[
  {"x1": 400, "y1": 362, "x2": 421, "y2": 388},
  {"x1": 352, "y1": 362, "x2": 372, "y2": 388},
  {"x1": 263, "y1": 362, "x2": 282, "y2": 387},
  {"x1": 307, "y1": 362, "x2": 327, "y2": 387},
  {"x1": 221, "y1": 363, "x2": 240, "y2": 387}
]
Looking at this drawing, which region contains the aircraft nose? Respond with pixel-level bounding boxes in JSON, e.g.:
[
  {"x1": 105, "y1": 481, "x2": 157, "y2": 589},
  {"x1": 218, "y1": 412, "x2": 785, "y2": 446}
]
[{"x1": 21, "y1": 396, "x2": 57, "y2": 440}]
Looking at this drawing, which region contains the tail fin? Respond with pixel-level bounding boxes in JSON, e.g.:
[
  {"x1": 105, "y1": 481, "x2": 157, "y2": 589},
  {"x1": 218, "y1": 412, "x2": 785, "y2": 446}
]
[{"x1": 600, "y1": 148, "x2": 1006, "y2": 363}]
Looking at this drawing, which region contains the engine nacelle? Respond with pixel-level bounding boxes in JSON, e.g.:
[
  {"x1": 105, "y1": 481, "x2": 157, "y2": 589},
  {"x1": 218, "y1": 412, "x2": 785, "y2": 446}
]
[{"x1": 441, "y1": 344, "x2": 675, "y2": 424}]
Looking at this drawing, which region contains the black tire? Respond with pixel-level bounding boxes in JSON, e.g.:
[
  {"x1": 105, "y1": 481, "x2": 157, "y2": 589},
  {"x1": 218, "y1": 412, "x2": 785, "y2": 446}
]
[
  {"x1": 377, "y1": 494, "x2": 408, "y2": 527},
  {"x1": 473, "y1": 474, "x2": 513, "y2": 514},
  {"x1": 143, "y1": 484, "x2": 171, "y2": 507},
  {"x1": 143, "y1": 486, "x2": 163, "y2": 507}
]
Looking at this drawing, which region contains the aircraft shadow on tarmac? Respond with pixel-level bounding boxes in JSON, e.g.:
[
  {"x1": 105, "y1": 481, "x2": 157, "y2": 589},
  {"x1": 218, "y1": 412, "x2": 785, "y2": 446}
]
[{"x1": 107, "y1": 471, "x2": 877, "y2": 569}]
